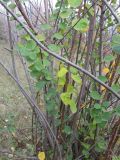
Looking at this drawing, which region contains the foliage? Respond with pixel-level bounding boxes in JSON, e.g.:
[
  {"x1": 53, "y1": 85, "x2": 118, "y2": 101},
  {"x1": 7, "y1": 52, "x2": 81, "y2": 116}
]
[{"x1": 1, "y1": 0, "x2": 120, "y2": 159}]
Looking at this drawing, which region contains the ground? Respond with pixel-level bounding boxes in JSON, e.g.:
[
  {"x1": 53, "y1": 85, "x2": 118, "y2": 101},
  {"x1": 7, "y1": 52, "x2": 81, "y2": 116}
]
[{"x1": 0, "y1": 19, "x2": 34, "y2": 159}]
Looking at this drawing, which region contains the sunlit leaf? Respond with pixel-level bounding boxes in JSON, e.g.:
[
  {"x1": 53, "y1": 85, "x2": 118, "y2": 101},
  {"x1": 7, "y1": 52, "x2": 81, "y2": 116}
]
[
  {"x1": 68, "y1": 0, "x2": 82, "y2": 8},
  {"x1": 58, "y1": 77, "x2": 66, "y2": 86},
  {"x1": 67, "y1": 84, "x2": 74, "y2": 93},
  {"x1": 36, "y1": 34, "x2": 46, "y2": 42},
  {"x1": 101, "y1": 86, "x2": 106, "y2": 91},
  {"x1": 38, "y1": 152, "x2": 45, "y2": 160},
  {"x1": 60, "y1": 92, "x2": 70, "y2": 105},
  {"x1": 69, "y1": 99, "x2": 77, "y2": 113},
  {"x1": 102, "y1": 67, "x2": 110, "y2": 74},
  {"x1": 72, "y1": 18, "x2": 89, "y2": 32},
  {"x1": 71, "y1": 74, "x2": 81, "y2": 84},
  {"x1": 57, "y1": 67, "x2": 68, "y2": 77}
]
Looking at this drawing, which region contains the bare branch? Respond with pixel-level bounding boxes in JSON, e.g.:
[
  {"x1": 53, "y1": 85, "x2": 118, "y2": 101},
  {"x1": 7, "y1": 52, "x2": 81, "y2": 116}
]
[{"x1": 103, "y1": 0, "x2": 120, "y2": 23}]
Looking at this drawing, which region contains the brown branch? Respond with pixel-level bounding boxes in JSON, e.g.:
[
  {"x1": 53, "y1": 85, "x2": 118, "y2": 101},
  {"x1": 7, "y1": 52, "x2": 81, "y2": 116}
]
[
  {"x1": 14, "y1": 0, "x2": 37, "y2": 34},
  {"x1": 105, "y1": 118, "x2": 120, "y2": 159}
]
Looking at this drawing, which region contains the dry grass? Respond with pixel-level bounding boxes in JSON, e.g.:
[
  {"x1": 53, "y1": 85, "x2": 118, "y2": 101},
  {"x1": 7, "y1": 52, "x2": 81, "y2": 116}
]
[{"x1": 0, "y1": 20, "x2": 35, "y2": 159}]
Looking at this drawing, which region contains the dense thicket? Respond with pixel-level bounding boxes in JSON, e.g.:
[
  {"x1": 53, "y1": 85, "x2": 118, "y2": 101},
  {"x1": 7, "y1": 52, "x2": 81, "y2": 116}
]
[{"x1": 0, "y1": 0, "x2": 120, "y2": 159}]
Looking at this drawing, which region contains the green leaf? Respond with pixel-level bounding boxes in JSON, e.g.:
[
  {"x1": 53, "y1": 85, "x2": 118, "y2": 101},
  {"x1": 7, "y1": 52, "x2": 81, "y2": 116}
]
[
  {"x1": 111, "y1": 35, "x2": 120, "y2": 54},
  {"x1": 72, "y1": 18, "x2": 89, "y2": 32},
  {"x1": 8, "y1": 3, "x2": 16, "y2": 9},
  {"x1": 91, "y1": 108, "x2": 100, "y2": 118},
  {"x1": 3, "y1": 0, "x2": 10, "y2": 2},
  {"x1": 25, "y1": 40, "x2": 36, "y2": 50},
  {"x1": 59, "y1": 22, "x2": 67, "y2": 30},
  {"x1": 102, "y1": 101, "x2": 109, "y2": 108},
  {"x1": 67, "y1": 84, "x2": 74, "y2": 93},
  {"x1": 86, "y1": 4, "x2": 94, "y2": 16},
  {"x1": 16, "y1": 24, "x2": 23, "y2": 30},
  {"x1": 57, "y1": 67, "x2": 68, "y2": 77},
  {"x1": 102, "y1": 112, "x2": 111, "y2": 121},
  {"x1": 95, "y1": 116, "x2": 102, "y2": 124},
  {"x1": 44, "y1": 71, "x2": 52, "y2": 80},
  {"x1": 98, "y1": 75, "x2": 108, "y2": 83},
  {"x1": 60, "y1": 90, "x2": 77, "y2": 113},
  {"x1": 60, "y1": 92, "x2": 70, "y2": 105},
  {"x1": 112, "y1": 156, "x2": 120, "y2": 160},
  {"x1": 36, "y1": 81, "x2": 45, "y2": 91},
  {"x1": 36, "y1": 34, "x2": 46, "y2": 42},
  {"x1": 63, "y1": 126, "x2": 72, "y2": 135},
  {"x1": 104, "y1": 54, "x2": 116, "y2": 62},
  {"x1": 43, "y1": 59, "x2": 50, "y2": 67},
  {"x1": 114, "y1": 106, "x2": 120, "y2": 116},
  {"x1": 60, "y1": 9, "x2": 72, "y2": 19},
  {"x1": 94, "y1": 104, "x2": 101, "y2": 110},
  {"x1": 69, "y1": 99, "x2": 77, "y2": 113},
  {"x1": 48, "y1": 44, "x2": 61, "y2": 52},
  {"x1": 34, "y1": 60, "x2": 43, "y2": 71},
  {"x1": 96, "y1": 138, "x2": 107, "y2": 152},
  {"x1": 70, "y1": 67, "x2": 78, "y2": 74},
  {"x1": 52, "y1": 32, "x2": 63, "y2": 40},
  {"x1": 117, "y1": 69, "x2": 120, "y2": 74},
  {"x1": 81, "y1": 142, "x2": 90, "y2": 150},
  {"x1": 58, "y1": 77, "x2": 66, "y2": 86},
  {"x1": 90, "y1": 91, "x2": 102, "y2": 100},
  {"x1": 17, "y1": 44, "x2": 28, "y2": 56},
  {"x1": 30, "y1": 70, "x2": 41, "y2": 78},
  {"x1": 111, "y1": 84, "x2": 120, "y2": 93},
  {"x1": 27, "y1": 51, "x2": 37, "y2": 61},
  {"x1": 71, "y1": 74, "x2": 81, "y2": 84},
  {"x1": 68, "y1": 0, "x2": 82, "y2": 8},
  {"x1": 40, "y1": 24, "x2": 52, "y2": 31},
  {"x1": 23, "y1": 34, "x2": 31, "y2": 41},
  {"x1": 34, "y1": 46, "x2": 40, "y2": 54}
]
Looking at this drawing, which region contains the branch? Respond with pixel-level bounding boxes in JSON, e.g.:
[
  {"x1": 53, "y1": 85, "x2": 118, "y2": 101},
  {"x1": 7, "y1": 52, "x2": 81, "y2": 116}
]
[
  {"x1": 14, "y1": 0, "x2": 37, "y2": 34},
  {"x1": 103, "y1": 0, "x2": 120, "y2": 23},
  {"x1": 0, "y1": 0, "x2": 120, "y2": 100}
]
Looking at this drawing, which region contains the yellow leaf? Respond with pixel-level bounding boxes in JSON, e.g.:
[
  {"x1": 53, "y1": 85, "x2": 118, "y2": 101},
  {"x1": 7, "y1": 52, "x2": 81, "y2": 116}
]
[
  {"x1": 117, "y1": 25, "x2": 120, "y2": 33},
  {"x1": 38, "y1": 152, "x2": 45, "y2": 160},
  {"x1": 109, "y1": 73, "x2": 112, "y2": 79},
  {"x1": 102, "y1": 67, "x2": 110, "y2": 74},
  {"x1": 111, "y1": 61, "x2": 116, "y2": 67},
  {"x1": 101, "y1": 86, "x2": 106, "y2": 91}
]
